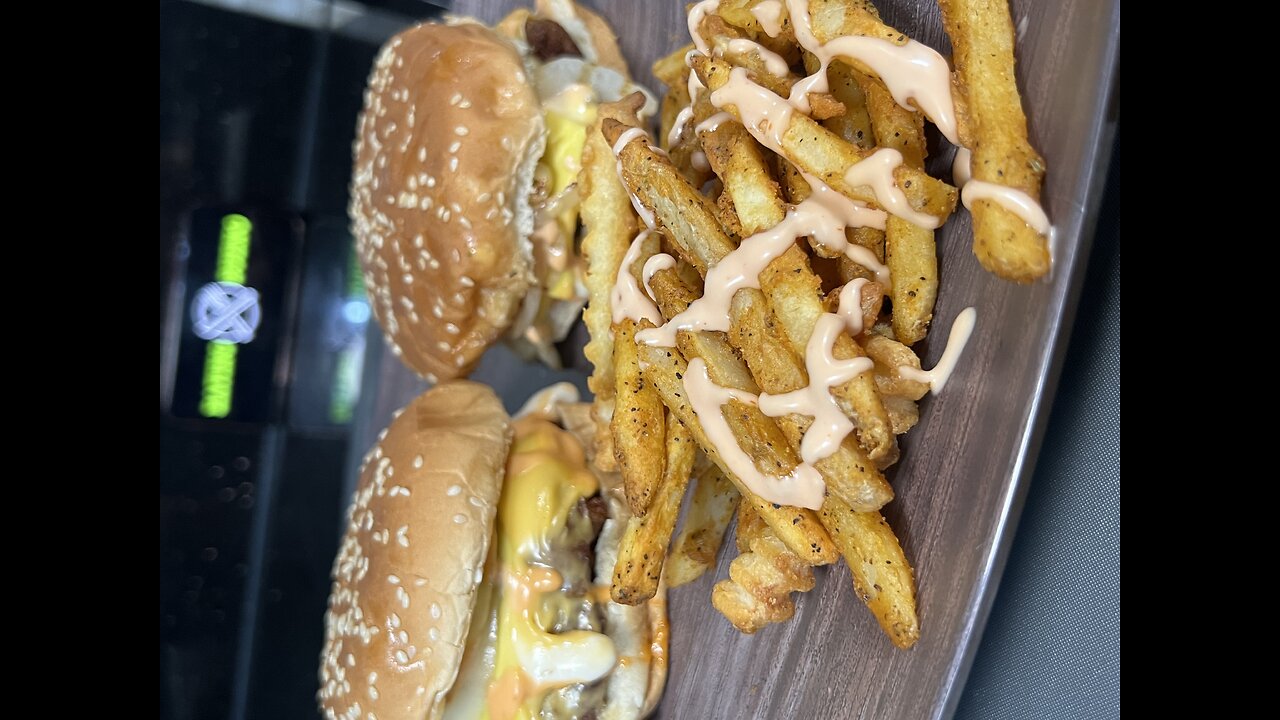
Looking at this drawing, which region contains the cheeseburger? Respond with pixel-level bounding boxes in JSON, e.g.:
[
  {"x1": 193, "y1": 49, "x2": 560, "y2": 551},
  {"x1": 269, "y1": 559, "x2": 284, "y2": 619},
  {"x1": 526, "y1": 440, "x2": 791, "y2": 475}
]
[
  {"x1": 318, "y1": 381, "x2": 667, "y2": 719},
  {"x1": 350, "y1": 0, "x2": 654, "y2": 381}
]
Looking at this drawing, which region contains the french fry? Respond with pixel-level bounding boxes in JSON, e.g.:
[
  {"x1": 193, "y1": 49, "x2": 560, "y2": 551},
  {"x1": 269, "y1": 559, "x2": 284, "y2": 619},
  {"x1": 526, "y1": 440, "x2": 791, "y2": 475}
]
[
  {"x1": 712, "y1": 529, "x2": 816, "y2": 633},
  {"x1": 612, "y1": 412, "x2": 697, "y2": 604},
  {"x1": 690, "y1": 55, "x2": 958, "y2": 223},
  {"x1": 938, "y1": 0, "x2": 1051, "y2": 282},
  {"x1": 581, "y1": 97, "x2": 646, "y2": 471},
  {"x1": 637, "y1": 341, "x2": 838, "y2": 566},
  {"x1": 666, "y1": 461, "x2": 740, "y2": 587},
  {"x1": 818, "y1": 497, "x2": 920, "y2": 649},
  {"x1": 854, "y1": 67, "x2": 938, "y2": 345},
  {"x1": 612, "y1": 317, "x2": 667, "y2": 515}
]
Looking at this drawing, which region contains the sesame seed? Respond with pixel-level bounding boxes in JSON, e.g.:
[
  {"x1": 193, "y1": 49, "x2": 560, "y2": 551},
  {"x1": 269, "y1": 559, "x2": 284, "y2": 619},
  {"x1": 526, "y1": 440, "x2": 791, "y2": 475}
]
[
  {"x1": 428, "y1": 627, "x2": 441, "y2": 642},
  {"x1": 437, "y1": 341, "x2": 451, "y2": 352},
  {"x1": 395, "y1": 650, "x2": 409, "y2": 664},
  {"x1": 446, "y1": 484, "x2": 462, "y2": 496},
  {"x1": 418, "y1": 147, "x2": 427, "y2": 162},
  {"x1": 368, "y1": 686, "x2": 379, "y2": 701},
  {"x1": 448, "y1": 141, "x2": 461, "y2": 154},
  {"x1": 458, "y1": 99, "x2": 471, "y2": 109},
  {"x1": 413, "y1": 455, "x2": 423, "y2": 468},
  {"x1": 449, "y1": 93, "x2": 461, "y2": 105},
  {"x1": 454, "y1": 126, "x2": 469, "y2": 136},
  {"x1": 388, "y1": 575, "x2": 400, "y2": 585},
  {"x1": 453, "y1": 513, "x2": 467, "y2": 524},
  {"x1": 449, "y1": 157, "x2": 459, "y2": 172},
  {"x1": 430, "y1": 602, "x2": 441, "y2": 619}
]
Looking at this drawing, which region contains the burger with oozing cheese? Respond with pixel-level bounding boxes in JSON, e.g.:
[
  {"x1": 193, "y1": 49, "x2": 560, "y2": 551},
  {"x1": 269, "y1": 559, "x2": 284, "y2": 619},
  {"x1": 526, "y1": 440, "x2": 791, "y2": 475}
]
[
  {"x1": 318, "y1": 381, "x2": 666, "y2": 719},
  {"x1": 349, "y1": 0, "x2": 654, "y2": 381}
]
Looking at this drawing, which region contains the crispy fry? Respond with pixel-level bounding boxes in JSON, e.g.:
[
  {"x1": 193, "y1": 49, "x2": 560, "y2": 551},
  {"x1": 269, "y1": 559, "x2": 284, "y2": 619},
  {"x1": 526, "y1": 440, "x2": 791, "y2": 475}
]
[
  {"x1": 818, "y1": 497, "x2": 919, "y2": 649},
  {"x1": 690, "y1": 55, "x2": 958, "y2": 223},
  {"x1": 938, "y1": 0, "x2": 1050, "y2": 281},
  {"x1": 712, "y1": 528, "x2": 816, "y2": 632},
  {"x1": 637, "y1": 341, "x2": 838, "y2": 566},
  {"x1": 728, "y1": 288, "x2": 894, "y2": 511},
  {"x1": 612, "y1": 412, "x2": 697, "y2": 604},
  {"x1": 612, "y1": 318, "x2": 667, "y2": 516},
  {"x1": 855, "y1": 69, "x2": 938, "y2": 344},
  {"x1": 666, "y1": 461, "x2": 740, "y2": 587},
  {"x1": 582, "y1": 98, "x2": 646, "y2": 471}
]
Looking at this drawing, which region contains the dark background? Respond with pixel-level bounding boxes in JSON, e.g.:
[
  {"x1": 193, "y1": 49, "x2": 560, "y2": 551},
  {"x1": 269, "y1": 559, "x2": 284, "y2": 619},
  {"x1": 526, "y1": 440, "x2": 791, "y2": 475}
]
[{"x1": 158, "y1": 2, "x2": 1119, "y2": 718}]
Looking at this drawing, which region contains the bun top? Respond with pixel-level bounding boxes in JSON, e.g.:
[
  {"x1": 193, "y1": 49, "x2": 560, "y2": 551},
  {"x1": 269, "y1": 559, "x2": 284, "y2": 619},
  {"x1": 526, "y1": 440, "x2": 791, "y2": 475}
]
[
  {"x1": 318, "y1": 381, "x2": 513, "y2": 720},
  {"x1": 350, "y1": 22, "x2": 545, "y2": 382}
]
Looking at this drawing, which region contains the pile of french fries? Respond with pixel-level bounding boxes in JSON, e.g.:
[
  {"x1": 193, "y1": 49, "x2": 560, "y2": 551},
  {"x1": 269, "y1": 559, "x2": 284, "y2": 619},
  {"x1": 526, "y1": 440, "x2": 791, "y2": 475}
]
[{"x1": 579, "y1": 0, "x2": 1047, "y2": 649}]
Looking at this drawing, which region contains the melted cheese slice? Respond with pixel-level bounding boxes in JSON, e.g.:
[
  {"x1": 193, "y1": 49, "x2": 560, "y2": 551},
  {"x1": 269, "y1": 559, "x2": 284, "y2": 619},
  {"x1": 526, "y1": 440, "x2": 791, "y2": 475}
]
[{"x1": 445, "y1": 418, "x2": 617, "y2": 720}]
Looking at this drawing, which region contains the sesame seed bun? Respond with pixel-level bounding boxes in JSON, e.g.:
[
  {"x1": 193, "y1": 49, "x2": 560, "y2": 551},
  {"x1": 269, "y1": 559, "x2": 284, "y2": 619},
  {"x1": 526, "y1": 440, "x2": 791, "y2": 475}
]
[
  {"x1": 350, "y1": 22, "x2": 546, "y2": 382},
  {"x1": 318, "y1": 382, "x2": 667, "y2": 719},
  {"x1": 318, "y1": 381, "x2": 512, "y2": 719}
]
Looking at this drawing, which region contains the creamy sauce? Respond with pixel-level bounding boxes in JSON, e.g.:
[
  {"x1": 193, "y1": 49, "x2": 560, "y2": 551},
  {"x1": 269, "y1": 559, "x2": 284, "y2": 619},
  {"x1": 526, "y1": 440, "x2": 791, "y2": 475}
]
[
  {"x1": 611, "y1": 230, "x2": 664, "y2": 325},
  {"x1": 786, "y1": 0, "x2": 960, "y2": 145},
  {"x1": 684, "y1": 358, "x2": 826, "y2": 509},
  {"x1": 751, "y1": 0, "x2": 786, "y2": 37},
  {"x1": 843, "y1": 148, "x2": 941, "y2": 230},
  {"x1": 758, "y1": 313, "x2": 874, "y2": 463},
  {"x1": 668, "y1": 106, "x2": 695, "y2": 149},
  {"x1": 724, "y1": 38, "x2": 791, "y2": 77},
  {"x1": 515, "y1": 382, "x2": 581, "y2": 420},
  {"x1": 688, "y1": 0, "x2": 722, "y2": 55},
  {"x1": 695, "y1": 111, "x2": 734, "y2": 135},
  {"x1": 898, "y1": 307, "x2": 977, "y2": 393},
  {"x1": 837, "y1": 277, "x2": 870, "y2": 335},
  {"x1": 642, "y1": 253, "x2": 677, "y2": 302},
  {"x1": 952, "y1": 148, "x2": 1053, "y2": 241},
  {"x1": 961, "y1": 182, "x2": 1052, "y2": 236}
]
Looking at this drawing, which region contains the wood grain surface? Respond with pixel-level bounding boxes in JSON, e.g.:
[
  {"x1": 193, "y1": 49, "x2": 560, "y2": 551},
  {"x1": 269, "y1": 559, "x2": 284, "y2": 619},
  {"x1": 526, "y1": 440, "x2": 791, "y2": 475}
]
[{"x1": 350, "y1": 1, "x2": 1120, "y2": 717}]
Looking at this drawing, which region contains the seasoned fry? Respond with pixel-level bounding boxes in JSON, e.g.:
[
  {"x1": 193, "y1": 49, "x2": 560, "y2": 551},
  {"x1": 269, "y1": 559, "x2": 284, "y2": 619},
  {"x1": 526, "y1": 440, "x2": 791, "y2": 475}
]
[
  {"x1": 818, "y1": 497, "x2": 919, "y2": 649},
  {"x1": 666, "y1": 462, "x2": 740, "y2": 587},
  {"x1": 728, "y1": 288, "x2": 893, "y2": 511},
  {"x1": 612, "y1": 413, "x2": 697, "y2": 604},
  {"x1": 855, "y1": 68, "x2": 938, "y2": 345},
  {"x1": 637, "y1": 341, "x2": 838, "y2": 566},
  {"x1": 938, "y1": 0, "x2": 1050, "y2": 281},
  {"x1": 582, "y1": 97, "x2": 647, "y2": 471},
  {"x1": 612, "y1": 317, "x2": 667, "y2": 515},
  {"x1": 734, "y1": 502, "x2": 769, "y2": 553},
  {"x1": 712, "y1": 528, "x2": 816, "y2": 632}
]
